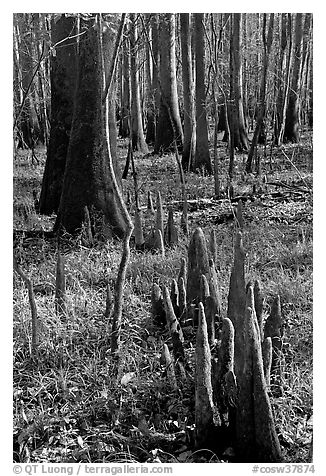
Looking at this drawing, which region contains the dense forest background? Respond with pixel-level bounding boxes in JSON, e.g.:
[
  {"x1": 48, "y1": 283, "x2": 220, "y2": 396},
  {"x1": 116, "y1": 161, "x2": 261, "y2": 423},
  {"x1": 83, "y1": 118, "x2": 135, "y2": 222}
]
[{"x1": 12, "y1": 13, "x2": 314, "y2": 466}]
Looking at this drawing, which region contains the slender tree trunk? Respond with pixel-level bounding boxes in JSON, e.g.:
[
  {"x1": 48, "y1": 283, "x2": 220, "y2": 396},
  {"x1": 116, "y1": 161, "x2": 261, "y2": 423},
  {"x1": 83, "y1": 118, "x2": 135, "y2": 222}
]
[
  {"x1": 102, "y1": 15, "x2": 124, "y2": 183},
  {"x1": 307, "y1": 41, "x2": 313, "y2": 128},
  {"x1": 274, "y1": 14, "x2": 289, "y2": 144},
  {"x1": 154, "y1": 13, "x2": 183, "y2": 154},
  {"x1": 300, "y1": 14, "x2": 312, "y2": 127},
  {"x1": 55, "y1": 17, "x2": 126, "y2": 237},
  {"x1": 194, "y1": 13, "x2": 212, "y2": 174},
  {"x1": 275, "y1": 14, "x2": 293, "y2": 145},
  {"x1": 242, "y1": 13, "x2": 248, "y2": 130},
  {"x1": 180, "y1": 13, "x2": 196, "y2": 171},
  {"x1": 229, "y1": 13, "x2": 249, "y2": 152},
  {"x1": 33, "y1": 13, "x2": 50, "y2": 147},
  {"x1": 144, "y1": 15, "x2": 156, "y2": 145},
  {"x1": 39, "y1": 14, "x2": 78, "y2": 215},
  {"x1": 119, "y1": 38, "x2": 130, "y2": 138},
  {"x1": 246, "y1": 14, "x2": 274, "y2": 173},
  {"x1": 129, "y1": 13, "x2": 148, "y2": 153},
  {"x1": 13, "y1": 21, "x2": 24, "y2": 140},
  {"x1": 15, "y1": 13, "x2": 41, "y2": 150},
  {"x1": 146, "y1": 14, "x2": 160, "y2": 145},
  {"x1": 284, "y1": 13, "x2": 303, "y2": 143}
]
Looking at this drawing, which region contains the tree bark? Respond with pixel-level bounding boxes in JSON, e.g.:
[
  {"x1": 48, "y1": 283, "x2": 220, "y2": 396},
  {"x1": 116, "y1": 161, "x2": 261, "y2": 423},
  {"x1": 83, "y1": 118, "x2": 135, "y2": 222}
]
[
  {"x1": 300, "y1": 14, "x2": 312, "y2": 127},
  {"x1": 39, "y1": 14, "x2": 78, "y2": 214},
  {"x1": 284, "y1": 13, "x2": 303, "y2": 143},
  {"x1": 15, "y1": 13, "x2": 42, "y2": 150},
  {"x1": 154, "y1": 13, "x2": 183, "y2": 154},
  {"x1": 119, "y1": 38, "x2": 130, "y2": 138},
  {"x1": 129, "y1": 13, "x2": 148, "y2": 153},
  {"x1": 55, "y1": 17, "x2": 126, "y2": 237},
  {"x1": 180, "y1": 13, "x2": 195, "y2": 171},
  {"x1": 144, "y1": 14, "x2": 157, "y2": 145},
  {"x1": 274, "y1": 14, "x2": 289, "y2": 145},
  {"x1": 194, "y1": 13, "x2": 212, "y2": 174},
  {"x1": 246, "y1": 14, "x2": 274, "y2": 173},
  {"x1": 229, "y1": 13, "x2": 249, "y2": 153},
  {"x1": 33, "y1": 13, "x2": 50, "y2": 147}
]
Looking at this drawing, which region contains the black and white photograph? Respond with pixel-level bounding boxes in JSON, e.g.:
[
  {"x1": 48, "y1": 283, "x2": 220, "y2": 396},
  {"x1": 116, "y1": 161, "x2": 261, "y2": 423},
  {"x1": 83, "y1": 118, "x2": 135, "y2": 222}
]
[{"x1": 11, "y1": 8, "x2": 315, "y2": 470}]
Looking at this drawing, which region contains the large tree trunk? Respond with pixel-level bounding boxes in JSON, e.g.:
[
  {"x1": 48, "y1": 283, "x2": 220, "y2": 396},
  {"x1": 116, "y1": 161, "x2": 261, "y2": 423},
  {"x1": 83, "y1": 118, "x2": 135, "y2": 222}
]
[
  {"x1": 284, "y1": 13, "x2": 303, "y2": 143},
  {"x1": 39, "y1": 15, "x2": 78, "y2": 215},
  {"x1": 55, "y1": 17, "x2": 126, "y2": 237},
  {"x1": 193, "y1": 14, "x2": 212, "y2": 174},
  {"x1": 229, "y1": 13, "x2": 248, "y2": 153},
  {"x1": 180, "y1": 13, "x2": 195, "y2": 171},
  {"x1": 154, "y1": 13, "x2": 183, "y2": 154},
  {"x1": 129, "y1": 13, "x2": 148, "y2": 153}
]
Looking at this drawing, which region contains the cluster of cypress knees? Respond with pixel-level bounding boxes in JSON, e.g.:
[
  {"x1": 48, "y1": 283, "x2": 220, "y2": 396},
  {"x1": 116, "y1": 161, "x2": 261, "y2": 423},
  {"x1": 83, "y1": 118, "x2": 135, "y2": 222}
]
[
  {"x1": 51, "y1": 193, "x2": 284, "y2": 462},
  {"x1": 150, "y1": 199, "x2": 283, "y2": 462}
]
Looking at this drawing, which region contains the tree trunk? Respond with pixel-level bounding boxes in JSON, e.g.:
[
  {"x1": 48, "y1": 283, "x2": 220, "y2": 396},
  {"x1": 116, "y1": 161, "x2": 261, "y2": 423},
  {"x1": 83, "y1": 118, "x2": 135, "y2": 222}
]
[
  {"x1": 246, "y1": 14, "x2": 274, "y2": 173},
  {"x1": 15, "y1": 13, "x2": 42, "y2": 150},
  {"x1": 274, "y1": 14, "x2": 289, "y2": 145},
  {"x1": 284, "y1": 13, "x2": 303, "y2": 143},
  {"x1": 229, "y1": 13, "x2": 249, "y2": 152},
  {"x1": 194, "y1": 14, "x2": 212, "y2": 174},
  {"x1": 154, "y1": 13, "x2": 183, "y2": 154},
  {"x1": 144, "y1": 14, "x2": 156, "y2": 145},
  {"x1": 300, "y1": 14, "x2": 312, "y2": 127},
  {"x1": 129, "y1": 13, "x2": 148, "y2": 153},
  {"x1": 33, "y1": 13, "x2": 50, "y2": 147},
  {"x1": 39, "y1": 14, "x2": 78, "y2": 215},
  {"x1": 118, "y1": 38, "x2": 130, "y2": 138},
  {"x1": 55, "y1": 17, "x2": 126, "y2": 237},
  {"x1": 13, "y1": 20, "x2": 24, "y2": 145},
  {"x1": 146, "y1": 14, "x2": 160, "y2": 145},
  {"x1": 102, "y1": 16, "x2": 123, "y2": 184},
  {"x1": 180, "y1": 13, "x2": 195, "y2": 171},
  {"x1": 307, "y1": 43, "x2": 313, "y2": 128}
]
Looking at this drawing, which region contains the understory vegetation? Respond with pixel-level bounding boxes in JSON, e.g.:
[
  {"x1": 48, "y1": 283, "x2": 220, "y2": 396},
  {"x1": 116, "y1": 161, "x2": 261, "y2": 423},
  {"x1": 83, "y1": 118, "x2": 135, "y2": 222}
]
[{"x1": 13, "y1": 135, "x2": 312, "y2": 463}]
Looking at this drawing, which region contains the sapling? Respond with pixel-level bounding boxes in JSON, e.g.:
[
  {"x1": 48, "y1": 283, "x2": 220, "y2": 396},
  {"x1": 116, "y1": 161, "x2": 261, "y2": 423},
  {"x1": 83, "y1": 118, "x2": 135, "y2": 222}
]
[{"x1": 55, "y1": 249, "x2": 66, "y2": 318}]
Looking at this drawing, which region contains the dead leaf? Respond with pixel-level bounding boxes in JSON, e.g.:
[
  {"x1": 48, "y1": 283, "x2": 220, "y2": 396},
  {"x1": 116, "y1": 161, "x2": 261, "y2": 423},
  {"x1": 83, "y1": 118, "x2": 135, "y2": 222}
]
[
  {"x1": 120, "y1": 372, "x2": 136, "y2": 386},
  {"x1": 77, "y1": 435, "x2": 84, "y2": 448}
]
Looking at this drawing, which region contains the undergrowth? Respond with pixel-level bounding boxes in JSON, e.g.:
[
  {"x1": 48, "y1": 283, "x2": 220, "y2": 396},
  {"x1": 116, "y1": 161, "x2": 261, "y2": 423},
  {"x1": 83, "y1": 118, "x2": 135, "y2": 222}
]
[{"x1": 13, "y1": 137, "x2": 313, "y2": 463}]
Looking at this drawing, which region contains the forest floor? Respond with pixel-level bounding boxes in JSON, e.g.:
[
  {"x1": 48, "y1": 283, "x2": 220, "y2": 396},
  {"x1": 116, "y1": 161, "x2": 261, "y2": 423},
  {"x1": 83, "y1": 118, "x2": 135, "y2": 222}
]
[{"x1": 13, "y1": 132, "x2": 313, "y2": 463}]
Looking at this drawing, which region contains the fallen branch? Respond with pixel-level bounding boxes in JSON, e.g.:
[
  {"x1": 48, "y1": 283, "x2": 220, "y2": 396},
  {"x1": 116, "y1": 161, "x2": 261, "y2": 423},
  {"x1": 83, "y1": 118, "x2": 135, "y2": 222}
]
[
  {"x1": 266, "y1": 180, "x2": 310, "y2": 194},
  {"x1": 280, "y1": 149, "x2": 312, "y2": 196}
]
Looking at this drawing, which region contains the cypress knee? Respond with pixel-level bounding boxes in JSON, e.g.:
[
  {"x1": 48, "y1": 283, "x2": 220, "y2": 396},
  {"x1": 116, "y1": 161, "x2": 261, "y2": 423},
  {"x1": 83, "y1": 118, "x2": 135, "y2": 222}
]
[{"x1": 195, "y1": 302, "x2": 215, "y2": 448}]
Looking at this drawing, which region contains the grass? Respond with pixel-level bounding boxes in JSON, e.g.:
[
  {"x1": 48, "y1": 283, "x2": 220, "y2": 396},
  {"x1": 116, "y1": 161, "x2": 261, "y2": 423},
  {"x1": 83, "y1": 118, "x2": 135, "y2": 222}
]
[{"x1": 13, "y1": 137, "x2": 313, "y2": 463}]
